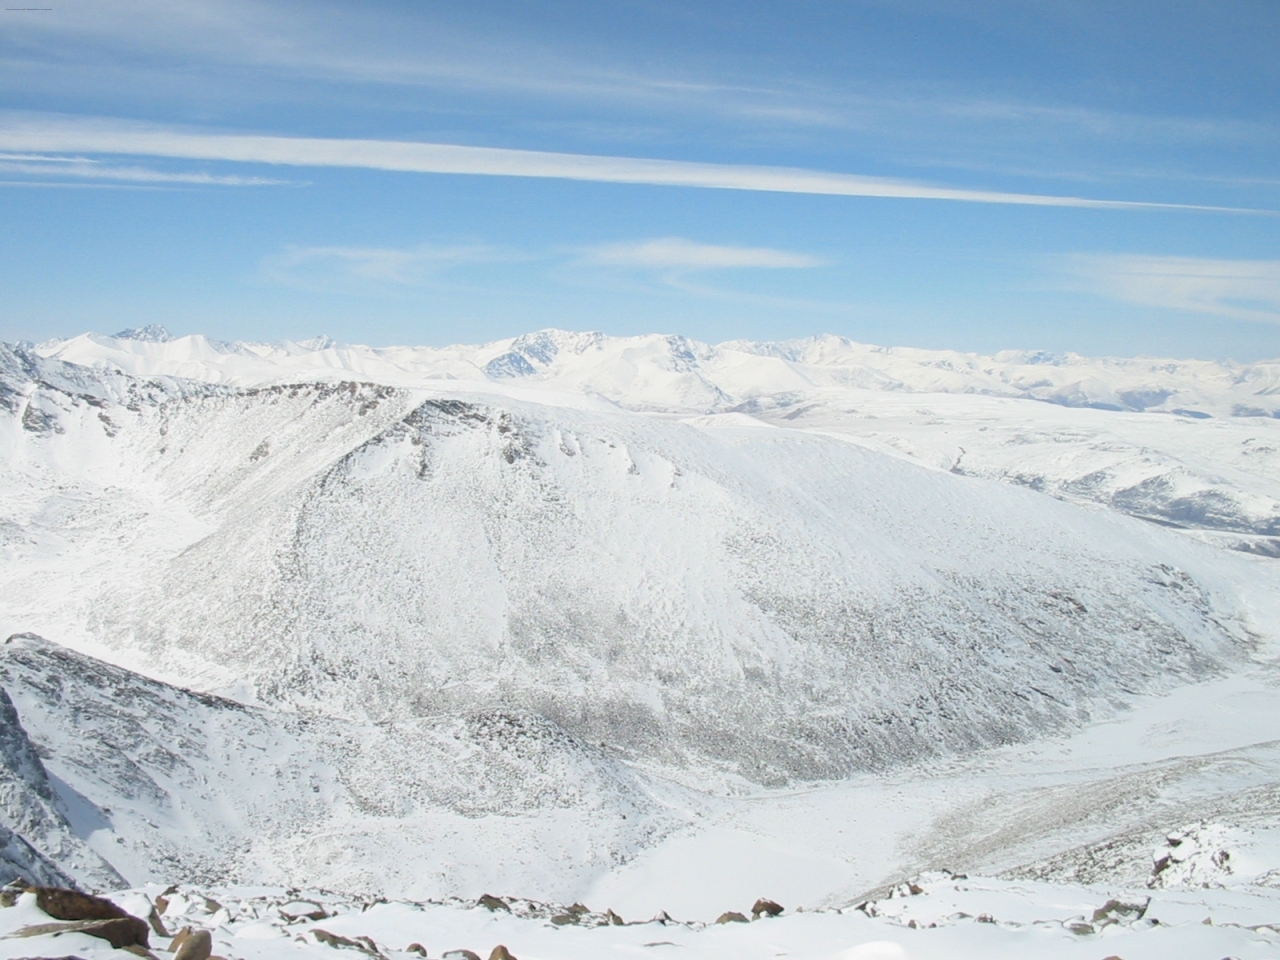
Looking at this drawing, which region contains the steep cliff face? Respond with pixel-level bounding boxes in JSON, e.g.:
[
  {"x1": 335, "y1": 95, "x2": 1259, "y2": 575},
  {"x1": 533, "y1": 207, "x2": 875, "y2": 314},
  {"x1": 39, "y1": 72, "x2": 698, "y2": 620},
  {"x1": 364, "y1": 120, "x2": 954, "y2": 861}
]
[{"x1": 0, "y1": 667, "x2": 122, "y2": 889}]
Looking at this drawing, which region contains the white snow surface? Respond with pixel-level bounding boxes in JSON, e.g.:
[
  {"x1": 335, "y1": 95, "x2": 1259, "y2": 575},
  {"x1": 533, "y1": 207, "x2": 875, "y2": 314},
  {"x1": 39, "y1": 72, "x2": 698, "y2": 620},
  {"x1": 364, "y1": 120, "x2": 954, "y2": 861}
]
[{"x1": 3, "y1": 328, "x2": 1280, "y2": 959}]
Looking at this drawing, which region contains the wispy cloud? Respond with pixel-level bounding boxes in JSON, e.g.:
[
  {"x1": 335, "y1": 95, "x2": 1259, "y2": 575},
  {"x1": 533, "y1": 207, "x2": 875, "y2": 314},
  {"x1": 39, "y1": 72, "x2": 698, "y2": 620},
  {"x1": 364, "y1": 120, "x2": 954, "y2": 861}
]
[
  {"x1": 582, "y1": 238, "x2": 824, "y2": 270},
  {"x1": 263, "y1": 243, "x2": 503, "y2": 288},
  {"x1": 0, "y1": 154, "x2": 284, "y2": 186},
  {"x1": 0, "y1": 114, "x2": 1263, "y2": 212},
  {"x1": 1063, "y1": 254, "x2": 1280, "y2": 324}
]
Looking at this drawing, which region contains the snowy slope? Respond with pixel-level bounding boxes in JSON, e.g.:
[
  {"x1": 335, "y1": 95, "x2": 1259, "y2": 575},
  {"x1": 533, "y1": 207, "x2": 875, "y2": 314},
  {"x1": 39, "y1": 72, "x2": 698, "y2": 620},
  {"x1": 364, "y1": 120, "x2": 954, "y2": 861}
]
[
  {"x1": 2, "y1": 329, "x2": 1280, "y2": 943},
  {"x1": 1, "y1": 343, "x2": 1267, "y2": 785},
  {"x1": 0, "y1": 633, "x2": 683, "y2": 897},
  {"x1": 33, "y1": 327, "x2": 1280, "y2": 556}
]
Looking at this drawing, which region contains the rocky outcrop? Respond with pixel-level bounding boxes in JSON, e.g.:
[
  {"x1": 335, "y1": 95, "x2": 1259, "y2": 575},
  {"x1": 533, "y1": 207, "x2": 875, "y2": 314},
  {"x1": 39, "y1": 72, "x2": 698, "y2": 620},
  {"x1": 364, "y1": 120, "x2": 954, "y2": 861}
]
[
  {"x1": 12, "y1": 886, "x2": 150, "y2": 949},
  {"x1": 0, "y1": 678, "x2": 125, "y2": 890}
]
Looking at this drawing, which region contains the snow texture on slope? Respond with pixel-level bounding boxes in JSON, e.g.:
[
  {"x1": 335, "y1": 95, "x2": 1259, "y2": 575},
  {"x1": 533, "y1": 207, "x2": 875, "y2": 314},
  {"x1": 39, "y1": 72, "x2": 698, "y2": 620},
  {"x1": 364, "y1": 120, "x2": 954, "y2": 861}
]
[
  {"x1": 2, "y1": 360, "x2": 1259, "y2": 785},
  {"x1": 0, "y1": 633, "x2": 681, "y2": 894},
  {"x1": 3, "y1": 333, "x2": 1279, "y2": 899}
]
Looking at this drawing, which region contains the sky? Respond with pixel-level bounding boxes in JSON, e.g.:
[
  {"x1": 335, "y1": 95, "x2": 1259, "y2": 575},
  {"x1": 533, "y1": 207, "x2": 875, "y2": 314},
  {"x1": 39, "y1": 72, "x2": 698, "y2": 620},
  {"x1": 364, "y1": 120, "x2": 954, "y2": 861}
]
[{"x1": 1, "y1": 0, "x2": 1278, "y2": 359}]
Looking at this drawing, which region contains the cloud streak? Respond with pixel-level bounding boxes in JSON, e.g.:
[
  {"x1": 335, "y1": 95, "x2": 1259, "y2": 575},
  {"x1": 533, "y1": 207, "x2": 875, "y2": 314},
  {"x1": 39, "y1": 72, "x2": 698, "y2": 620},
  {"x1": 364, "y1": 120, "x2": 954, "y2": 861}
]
[
  {"x1": 582, "y1": 238, "x2": 824, "y2": 269},
  {"x1": 0, "y1": 115, "x2": 1264, "y2": 213},
  {"x1": 1065, "y1": 254, "x2": 1280, "y2": 324},
  {"x1": 263, "y1": 243, "x2": 504, "y2": 288},
  {"x1": 0, "y1": 154, "x2": 284, "y2": 185}
]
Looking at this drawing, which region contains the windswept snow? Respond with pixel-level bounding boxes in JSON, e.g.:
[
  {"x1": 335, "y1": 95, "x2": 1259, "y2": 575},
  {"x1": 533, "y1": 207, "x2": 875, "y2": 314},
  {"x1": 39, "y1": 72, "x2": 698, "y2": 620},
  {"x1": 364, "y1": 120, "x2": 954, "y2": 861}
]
[{"x1": 2, "y1": 328, "x2": 1280, "y2": 960}]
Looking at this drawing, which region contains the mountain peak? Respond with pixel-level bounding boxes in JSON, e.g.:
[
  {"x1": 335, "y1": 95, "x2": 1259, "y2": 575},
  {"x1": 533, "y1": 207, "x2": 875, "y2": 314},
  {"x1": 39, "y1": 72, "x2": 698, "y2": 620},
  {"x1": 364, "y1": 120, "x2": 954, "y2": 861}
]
[{"x1": 112, "y1": 324, "x2": 173, "y2": 343}]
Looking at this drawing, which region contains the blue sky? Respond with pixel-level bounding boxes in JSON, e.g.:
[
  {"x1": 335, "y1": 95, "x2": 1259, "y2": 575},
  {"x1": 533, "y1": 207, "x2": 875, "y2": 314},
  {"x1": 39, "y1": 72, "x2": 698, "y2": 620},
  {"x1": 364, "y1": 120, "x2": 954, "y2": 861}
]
[{"x1": 1, "y1": 0, "x2": 1278, "y2": 358}]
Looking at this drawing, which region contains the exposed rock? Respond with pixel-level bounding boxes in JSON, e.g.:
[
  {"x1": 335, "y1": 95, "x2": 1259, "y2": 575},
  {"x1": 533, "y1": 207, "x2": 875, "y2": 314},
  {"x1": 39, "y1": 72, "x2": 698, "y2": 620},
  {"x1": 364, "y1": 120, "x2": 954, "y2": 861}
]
[
  {"x1": 147, "y1": 905, "x2": 170, "y2": 938},
  {"x1": 33, "y1": 887, "x2": 132, "y2": 924},
  {"x1": 171, "y1": 927, "x2": 212, "y2": 960},
  {"x1": 0, "y1": 689, "x2": 122, "y2": 890},
  {"x1": 16, "y1": 917, "x2": 150, "y2": 949},
  {"x1": 604, "y1": 908, "x2": 624, "y2": 925},
  {"x1": 154, "y1": 887, "x2": 177, "y2": 915},
  {"x1": 488, "y1": 946, "x2": 517, "y2": 960},
  {"x1": 1091, "y1": 898, "x2": 1148, "y2": 926},
  {"x1": 405, "y1": 944, "x2": 426, "y2": 956},
  {"x1": 751, "y1": 898, "x2": 783, "y2": 919},
  {"x1": 715, "y1": 911, "x2": 749, "y2": 924},
  {"x1": 443, "y1": 951, "x2": 481, "y2": 960},
  {"x1": 311, "y1": 929, "x2": 383, "y2": 957},
  {"x1": 477, "y1": 894, "x2": 510, "y2": 913},
  {"x1": 280, "y1": 900, "x2": 329, "y2": 922}
]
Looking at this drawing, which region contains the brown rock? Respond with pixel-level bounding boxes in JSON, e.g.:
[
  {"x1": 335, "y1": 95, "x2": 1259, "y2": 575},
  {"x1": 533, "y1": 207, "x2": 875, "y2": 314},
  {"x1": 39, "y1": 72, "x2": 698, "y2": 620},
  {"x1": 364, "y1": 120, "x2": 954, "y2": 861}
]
[
  {"x1": 715, "y1": 912, "x2": 748, "y2": 924},
  {"x1": 477, "y1": 894, "x2": 510, "y2": 913},
  {"x1": 121, "y1": 945, "x2": 161, "y2": 960},
  {"x1": 1091, "y1": 899, "x2": 1148, "y2": 925},
  {"x1": 488, "y1": 946, "x2": 517, "y2": 960},
  {"x1": 172, "y1": 927, "x2": 212, "y2": 960},
  {"x1": 32, "y1": 888, "x2": 129, "y2": 924},
  {"x1": 170, "y1": 926, "x2": 194, "y2": 954},
  {"x1": 310, "y1": 929, "x2": 385, "y2": 957},
  {"x1": 147, "y1": 905, "x2": 170, "y2": 938},
  {"x1": 751, "y1": 899, "x2": 783, "y2": 919},
  {"x1": 280, "y1": 900, "x2": 330, "y2": 922},
  {"x1": 406, "y1": 944, "x2": 427, "y2": 956},
  {"x1": 442, "y1": 951, "x2": 481, "y2": 960},
  {"x1": 16, "y1": 917, "x2": 150, "y2": 949},
  {"x1": 604, "y1": 909, "x2": 624, "y2": 925}
]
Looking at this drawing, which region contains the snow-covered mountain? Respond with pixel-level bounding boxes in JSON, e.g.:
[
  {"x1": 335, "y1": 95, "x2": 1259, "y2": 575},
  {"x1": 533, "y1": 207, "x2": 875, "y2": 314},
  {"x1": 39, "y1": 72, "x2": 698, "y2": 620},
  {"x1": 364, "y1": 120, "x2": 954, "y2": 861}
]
[
  {"x1": 1, "y1": 328, "x2": 1279, "y2": 916},
  {"x1": 35, "y1": 326, "x2": 1280, "y2": 417},
  {"x1": 33, "y1": 327, "x2": 1280, "y2": 554}
]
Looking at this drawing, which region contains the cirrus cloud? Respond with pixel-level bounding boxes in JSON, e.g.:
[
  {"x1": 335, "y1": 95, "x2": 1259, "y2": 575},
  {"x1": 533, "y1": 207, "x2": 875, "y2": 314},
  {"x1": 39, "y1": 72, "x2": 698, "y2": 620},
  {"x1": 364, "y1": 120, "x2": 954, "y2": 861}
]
[
  {"x1": 0, "y1": 113, "x2": 1266, "y2": 212},
  {"x1": 1063, "y1": 254, "x2": 1280, "y2": 324},
  {"x1": 582, "y1": 237, "x2": 825, "y2": 270}
]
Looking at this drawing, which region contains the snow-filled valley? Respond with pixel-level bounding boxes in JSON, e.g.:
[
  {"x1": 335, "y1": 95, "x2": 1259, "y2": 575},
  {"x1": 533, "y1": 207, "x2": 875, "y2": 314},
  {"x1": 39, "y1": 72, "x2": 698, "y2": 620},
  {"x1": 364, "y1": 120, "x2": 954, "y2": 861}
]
[{"x1": 3, "y1": 326, "x2": 1280, "y2": 960}]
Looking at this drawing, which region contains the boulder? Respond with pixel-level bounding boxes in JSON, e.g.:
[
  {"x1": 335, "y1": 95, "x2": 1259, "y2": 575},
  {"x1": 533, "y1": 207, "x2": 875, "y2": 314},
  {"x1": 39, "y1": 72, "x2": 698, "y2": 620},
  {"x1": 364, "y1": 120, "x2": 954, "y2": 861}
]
[
  {"x1": 477, "y1": 894, "x2": 510, "y2": 913},
  {"x1": 715, "y1": 912, "x2": 748, "y2": 924},
  {"x1": 147, "y1": 905, "x2": 170, "y2": 938},
  {"x1": 488, "y1": 946, "x2": 517, "y2": 960},
  {"x1": 16, "y1": 917, "x2": 150, "y2": 949},
  {"x1": 311, "y1": 929, "x2": 382, "y2": 957},
  {"x1": 751, "y1": 899, "x2": 783, "y2": 919},
  {"x1": 33, "y1": 887, "x2": 130, "y2": 924},
  {"x1": 172, "y1": 927, "x2": 212, "y2": 960},
  {"x1": 1091, "y1": 898, "x2": 1148, "y2": 925},
  {"x1": 280, "y1": 900, "x2": 329, "y2": 922}
]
